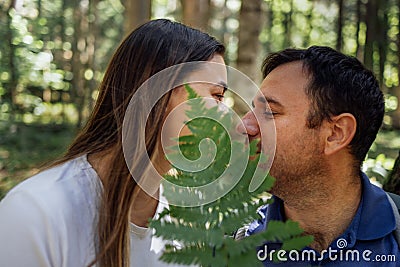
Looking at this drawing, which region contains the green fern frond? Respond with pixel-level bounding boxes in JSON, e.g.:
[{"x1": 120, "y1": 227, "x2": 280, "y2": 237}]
[{"x1": 150, "y1": 84, "x2": 312, "y2": 266}]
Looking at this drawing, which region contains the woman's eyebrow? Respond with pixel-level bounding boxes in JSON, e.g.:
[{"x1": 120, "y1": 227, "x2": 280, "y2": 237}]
[{"x1": 218, "y1": 81, "x2": 228, "y2": 92}]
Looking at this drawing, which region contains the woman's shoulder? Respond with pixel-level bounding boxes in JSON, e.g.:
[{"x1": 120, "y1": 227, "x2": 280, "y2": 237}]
[
  {"x1": 0, "y1": 155, "x2": 100, "y2": 266},
  {"x1": 0, "y1": 155, "x2": 101, "y2": 223},
  {"x1": 7, "y1": 155, "x2": 99, "y2": 198}
]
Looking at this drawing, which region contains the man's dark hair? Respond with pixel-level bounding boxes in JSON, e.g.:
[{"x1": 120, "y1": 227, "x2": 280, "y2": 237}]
[{"x1": 262, "y1": 46, "x2": 385, "y2": 165}]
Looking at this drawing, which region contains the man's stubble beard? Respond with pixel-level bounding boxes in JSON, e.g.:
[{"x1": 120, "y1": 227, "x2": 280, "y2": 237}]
[{"x1": 269, "y1": 143, "x2": 329, "y2": 206}]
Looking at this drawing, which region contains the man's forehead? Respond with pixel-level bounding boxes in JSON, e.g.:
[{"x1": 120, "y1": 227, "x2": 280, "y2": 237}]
[
  {"x1": 253, "y1": 92, "x2": 283, "y2": 108},
  {"x1": 264, "y1": 61, "x2": 306, "y2": 81},
  {"x1": 256, "y1": 62, "x2": 309, "y2": 107},
  {"x1": 257, "y1": 80, "x2": 283, "y2": 106}
]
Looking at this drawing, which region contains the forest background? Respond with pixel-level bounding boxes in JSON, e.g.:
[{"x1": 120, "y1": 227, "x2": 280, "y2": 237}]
[{"x1": 1, "y1": 0, "x2": 400, "y2": 198}]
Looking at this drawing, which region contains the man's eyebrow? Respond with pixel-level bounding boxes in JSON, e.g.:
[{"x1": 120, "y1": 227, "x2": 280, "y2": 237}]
[
  {"x1": 251, "y1": 96, "x2": 264, "y2": 108},
  {"x1": 257, "y1": 96, "x2": 266, "y2": 104},
  {"x1": 252, "y1": 96, "x2": 284, "y2": 109},
  {"x1": 264, "y1": 96, "x2": 283, "y2": 108}
]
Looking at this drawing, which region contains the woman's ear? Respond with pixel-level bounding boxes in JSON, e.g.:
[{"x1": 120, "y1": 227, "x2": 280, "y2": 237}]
[{"x1": 324, "y1": 113, "x2": 357, "y2": 156}]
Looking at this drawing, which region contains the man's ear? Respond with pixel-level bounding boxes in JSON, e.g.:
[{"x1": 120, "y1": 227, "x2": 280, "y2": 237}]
[{"x1": 324, "y1": 113, "x2": 356, "y2": 155}]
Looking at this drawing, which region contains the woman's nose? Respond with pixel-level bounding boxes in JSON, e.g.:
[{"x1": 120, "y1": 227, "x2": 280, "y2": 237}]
[{"x1": 236, "y1": 111, "x2": 260, "y2": 137}]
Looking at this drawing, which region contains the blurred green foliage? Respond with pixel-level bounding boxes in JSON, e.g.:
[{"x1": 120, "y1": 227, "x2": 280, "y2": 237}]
[
  {"x1": 0, "y1": 0, "x2": 126, "y2": 198},
  {"x1": 0, "y1": 0, "x2": 124, "y2": 124},
  {"x1": 0, "y1": 0, "x2": 399, "y2": 199},
  {"x1": 0, "y1": 121, "x2": 75, "y2": 199},
  {"x1": 364, "y1": 130, "x2": 400, "y2": 185}
]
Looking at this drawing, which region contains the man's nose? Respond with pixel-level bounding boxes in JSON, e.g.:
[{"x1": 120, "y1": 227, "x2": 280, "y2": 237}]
[{"x1": 237, "y1": 111, "x2": 260, "y2": 137}]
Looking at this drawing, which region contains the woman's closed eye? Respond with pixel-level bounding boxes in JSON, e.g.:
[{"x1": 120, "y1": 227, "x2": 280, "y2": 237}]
[{"x1": 213, "y1": 93, "x2": 225, "y2": 101}]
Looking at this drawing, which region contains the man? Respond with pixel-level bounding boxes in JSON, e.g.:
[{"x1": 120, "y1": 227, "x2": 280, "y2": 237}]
[{"x1": 238, "y1": 46, "x2": 399, "y2": 265}]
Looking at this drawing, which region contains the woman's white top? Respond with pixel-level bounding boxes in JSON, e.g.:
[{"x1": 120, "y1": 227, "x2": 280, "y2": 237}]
[{"x1": 0, "y1": 155, "x2": 185, "y2": 267}]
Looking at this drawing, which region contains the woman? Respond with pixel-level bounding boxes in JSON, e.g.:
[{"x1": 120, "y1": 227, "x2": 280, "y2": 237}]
[{"x1": 0, "y1": 19, "x2": 226, "y2": 267}]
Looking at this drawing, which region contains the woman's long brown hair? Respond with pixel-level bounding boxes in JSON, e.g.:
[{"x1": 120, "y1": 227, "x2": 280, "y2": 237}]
[{"x1": 49, "y1": 19, "x2": 224, "y2": 267}]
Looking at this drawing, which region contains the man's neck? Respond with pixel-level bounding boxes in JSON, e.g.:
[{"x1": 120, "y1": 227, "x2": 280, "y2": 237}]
[{"x1": 282, "y1": 171, "x2": 362, "y2": 252}]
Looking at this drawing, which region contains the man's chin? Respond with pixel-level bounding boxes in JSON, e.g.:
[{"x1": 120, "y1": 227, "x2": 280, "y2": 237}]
[
  {"x1": 268, "y1": 174, "x2": 287, "y2": 198},
  {"x1": 269, "y1": 186, "x2": 291, "y2": 201}
]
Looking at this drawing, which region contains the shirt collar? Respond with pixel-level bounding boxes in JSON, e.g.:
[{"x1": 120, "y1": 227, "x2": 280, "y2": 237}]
[
  {"x1": 355, "y1": 172, "x2": 396, "y2": 240},
  {"x1": 266, "y1": 195, "x2": 284, "y2": 222},
  {"x1": 265, "y1": 172, "x2": 396, "y2": 242}
]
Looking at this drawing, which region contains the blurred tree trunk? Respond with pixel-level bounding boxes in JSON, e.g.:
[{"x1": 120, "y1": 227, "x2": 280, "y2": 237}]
[
  {"x1": 355, "y1": 0, "x2": 363, "y2": 60},
  {"x1": 85, "y1": 0, "x2": 99, "y2": 112},
  {"x1": 59, "y1": 0, "x2": 68, "y2": 123},
  {"x1": 264, "y1": 1, "x2": 273, "y2": 52},
  {"x1": 336, "y1": 0, "x2": 343, "y2": 51},
  {"x1": 37, "y1": 0, "x2": 42, "y2": 17},
  {"x1": 237, "y1": 0, "x2": 262, "y2": 82},
  {"x1": 377, "y1": 1, "x2": 388, "y2": 87},
  {"x1": 364, "y1": 0, "x2": 378, "y2": 70},
  {"x1": 71, "y1": 0, "x2": 86, "y2": 128},
  {"x1": 219, "y1": 0, "x2": 228, "y2": 59},
  {"x1": 181, "y1": 0, "x2": 210, "y2": 30},
  {"x1": 393, "y1": 0, "x2": 400, "y2": 129},
  {"x1": 383, "y1": 150, "x2": 400, "y2": 195},
  {"x1": 123, "y1": 0, "x2": 151, "y2": 35},
  {"x1": 235, "y1": 0, "x2": 262, "y2": 115},
  {"x1": 52, "y1": 0, "x2": 68, "y2": 123},
  {"x1": 282, "y1": 0, "x2": 293, "y2": 48},
  {"x1": 303, "y1": 2, "x2": 313, "y2": 47},
  {"x1": 5, "y1": 0, "x2": 17, "y2": 118}
]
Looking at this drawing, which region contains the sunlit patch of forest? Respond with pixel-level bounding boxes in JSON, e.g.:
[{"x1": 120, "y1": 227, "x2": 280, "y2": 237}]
[{"x1": 0, "y1": 0, "x2": 399, "y2": 198}]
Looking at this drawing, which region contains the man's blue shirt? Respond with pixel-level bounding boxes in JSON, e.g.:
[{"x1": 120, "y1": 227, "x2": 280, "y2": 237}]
[{"x1": 246, "y1": 173, "x2": 400, "y2": 266}]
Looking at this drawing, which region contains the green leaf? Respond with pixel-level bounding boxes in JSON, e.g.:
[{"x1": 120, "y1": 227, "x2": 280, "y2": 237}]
[
  {"x1": 281, "y1": 235, "x2": 314, "y2": 251},
  {"x1": 151, "y1": 84, "x2": 312, "y2": 266}
]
